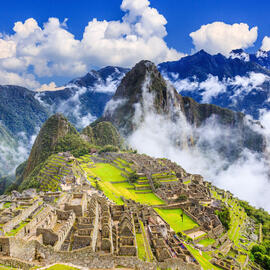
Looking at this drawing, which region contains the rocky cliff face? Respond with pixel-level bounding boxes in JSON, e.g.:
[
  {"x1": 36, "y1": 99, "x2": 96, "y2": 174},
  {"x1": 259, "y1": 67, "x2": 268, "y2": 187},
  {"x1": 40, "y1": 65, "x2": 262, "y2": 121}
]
[
  {"x1": 103, "y1": 60, "x2": 266, "y2": 159},
  {"x1": 23, "y1": 114, "x2": 78, "y2": 179}
]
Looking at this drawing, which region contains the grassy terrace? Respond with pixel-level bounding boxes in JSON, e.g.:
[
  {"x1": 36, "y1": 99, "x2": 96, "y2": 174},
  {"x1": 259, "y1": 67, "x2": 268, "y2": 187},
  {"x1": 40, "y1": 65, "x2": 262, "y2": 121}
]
[
  {"x1": 186, "y1": 244, "x2": 222, "y2": 270},
  {"x1": 41, "y1": 264, "x2": 80, "y2": 270},
  {"x1": 79, "y1": 157, "x2": 164, "y2": 205},
  {"x1": 78, "y1": 155, "x2": 221, "y2": 270},
  {"x1": 139, "y1": 220, "x2": 154, "y2": 262},
  {"x1": 211, "y1": 189, "x2": 249, "y2": 249},
  {"x1": 154, "y1": 208, "x2": 198, "y2": 232},
  {"x1": 136, "y1": 233, "x2": 147, "y2": 260},
  {"x1": 198, "y1": 238, "x2": 216, "y2": 247},
  {"x1": 91, "y1": 163, "x2": 126, "y2": 182}
]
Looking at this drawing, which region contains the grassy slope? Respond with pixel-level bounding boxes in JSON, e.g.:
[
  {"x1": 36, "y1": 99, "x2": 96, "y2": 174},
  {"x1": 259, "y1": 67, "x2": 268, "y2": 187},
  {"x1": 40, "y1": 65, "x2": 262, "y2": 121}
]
[
  {"x1": 80, "y1": 158, "x2": 164, "y2": 205},
  {"x1": 154, "y1": 208, "x2": 198, "y2": 232},
  {"x1": 41, "y1": 264, "x2": 80, "y2": 270},
  {"x1": 77, "y1": 155, "x2": 224, "y2": 269}
]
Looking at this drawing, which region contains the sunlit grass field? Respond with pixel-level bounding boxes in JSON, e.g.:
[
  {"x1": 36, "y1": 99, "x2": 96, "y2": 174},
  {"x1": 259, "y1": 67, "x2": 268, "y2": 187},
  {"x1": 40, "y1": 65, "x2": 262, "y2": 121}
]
[{"x1": 154, "y1": 208, "x2": 198, "y2": 232}]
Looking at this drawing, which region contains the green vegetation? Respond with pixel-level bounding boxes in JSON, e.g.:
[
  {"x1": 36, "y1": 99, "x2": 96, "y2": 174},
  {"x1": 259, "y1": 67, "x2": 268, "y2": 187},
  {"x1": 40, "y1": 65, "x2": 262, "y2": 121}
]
[
  {"x1": 216, "y1": 207, "x2": 231, "y2": 230},
  {"x1": 127, "y1": 172, "x2": 139, "y2": 183},
  {"x1": 82, "y1": 121, "x2": 122, "y2": 147},
  {"x1": 136, "y1": 233, "x2": 147, "y2": 260},
  {"x1": 154, "y1": 208, "x2": 198, "y2": 232},
  {"x1": 0, "y1": 265, "x2": 17, "y2": 270},
  {"x1": 98, "y1": 144, "x2": 119, "y2": 154},
  {"x1": 91, "y1": 163, "x2": 126, "y2": 182},
  {"x1": 6, "y1": 220, "x2": 29, "y2": 236},
  {"x1": 139, "y1": 220, "x2": 154, "y2": 262},
  {"x1": 239, "y1": 200, "x2": 270, "y2": 243},
  {"x1": 55, "y1": 134, "x2": 95, "y2": 157},
  {"x1": 250, "y1": 244, "x2": 270, "y2": 269},
  {"x1": 211, "y1": 189, "x2": 249, "y2": 248},
  {"x1": 198, "y1": 238, "x2": 216, "y2": 247},
  {"x1": 177, "y1": 194, "x2": 188, "y2": 202},
  {"x1": 3, "y1": 202, "x2": 11, "y2": 208},
  {"x1": 81, "y1": 159, "x2": 164, "y2": 205},
  {"x1": 152, "y1": 178, "x2": 161, "y2": 189},
  {"x1": 42, "y1": 264, "x2": 80, "y2": 270},
  {"x1": 23, "y1": 114, "x2": 78, "y2": 180},
  {"x1": 185, "y1": 244, "x2": 221, "y2": 270},
  {"x1": 98, "y1": 181, "x2": 164, "y2": 205}
]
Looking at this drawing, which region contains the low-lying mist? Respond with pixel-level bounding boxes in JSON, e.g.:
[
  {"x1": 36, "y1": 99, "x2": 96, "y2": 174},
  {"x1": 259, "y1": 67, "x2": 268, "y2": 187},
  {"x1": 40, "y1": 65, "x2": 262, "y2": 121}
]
[
  {"x1": 0, "y1": 131, "x2": 37, "y2": 177},
  {"x1": 127, "y1": 78, "x2": 270, "y2": 211}
]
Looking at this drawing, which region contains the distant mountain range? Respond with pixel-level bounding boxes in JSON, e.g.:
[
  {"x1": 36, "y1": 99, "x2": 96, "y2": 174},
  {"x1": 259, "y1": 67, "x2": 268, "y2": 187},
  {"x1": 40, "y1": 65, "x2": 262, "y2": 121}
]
[
  {"x1": 0, "y1": 48, "x2": 270, "y2": 177},
  {"x1": 158, "y1": 49, "x2": 270, "y2": 119}
]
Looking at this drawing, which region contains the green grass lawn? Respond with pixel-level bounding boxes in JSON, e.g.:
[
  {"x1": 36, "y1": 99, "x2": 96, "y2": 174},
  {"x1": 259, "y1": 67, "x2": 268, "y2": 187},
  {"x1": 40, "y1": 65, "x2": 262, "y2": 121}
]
[
  {"x1": 80, "y1": 160, "x2": 164, "y2": 205},
  {"x1": 185, "y1": 244, "x2": 222, "y2": 270},
  {"x1": 136, "y1": 233, "x2": 147, "y2": 261},
  {"x1": 198, "y1": 238, "x2": 216, "y2": 247},
  {"x1": 99, "y1": 181, "x2": 164, "y2": 205},
  {"x1": 0, "y1": 265, "x2": 17, "y2": 270},
  {"x1": 154, "y1": 208, "x2": 198, "y2": 232},
  {"x1": 139, "y1": 220, "x2": 154, "y2": 262},
  {"x1": 42, "y1": 264, "x2": 80, "y2": 270},
  {"x1": 91, "y1": 163, "x2": 126, "y2": 182}
]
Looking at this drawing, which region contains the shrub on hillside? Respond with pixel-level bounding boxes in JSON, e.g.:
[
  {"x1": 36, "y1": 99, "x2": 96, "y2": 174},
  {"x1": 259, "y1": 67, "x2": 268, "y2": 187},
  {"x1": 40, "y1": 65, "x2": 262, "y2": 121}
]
[
  {"x1": 54, "y1": 134, "x2": 93, "y2": 157},
  {"x1": 128, "y1": 172, "x2": 139, "y2": 183},
  {"x1": 98, "y1": 145, "x2": 119, "y2": 154},
  {"x1": 216, "y1": 208, "x2": 231, "y2": 231}
]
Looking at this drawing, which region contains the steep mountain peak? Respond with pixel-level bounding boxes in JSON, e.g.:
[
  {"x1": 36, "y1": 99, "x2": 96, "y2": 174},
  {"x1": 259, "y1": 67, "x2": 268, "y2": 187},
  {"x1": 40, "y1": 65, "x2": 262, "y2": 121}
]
[
  {"x1": 69, "y1": 66, "x2": 129, "y2": 89},
  {"x1": 103, "y1": 60, "x2": 174, "y2": 134},
  {"x1": 23, "y1": 113, "x2": 78, "y2": 179},
  {"x1": 102, "y1": 60, "x2": 265, "y2": 162},
  {"x1": 113, "y1": 60, "x2": 167, "y2": 99}
]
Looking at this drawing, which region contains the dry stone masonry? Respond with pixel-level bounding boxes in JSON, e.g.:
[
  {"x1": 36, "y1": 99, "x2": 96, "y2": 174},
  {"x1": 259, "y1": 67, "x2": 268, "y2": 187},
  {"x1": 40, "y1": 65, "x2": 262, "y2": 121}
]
[{"x1": 0, "y1": 152, "x2": 257, "y2": 270}]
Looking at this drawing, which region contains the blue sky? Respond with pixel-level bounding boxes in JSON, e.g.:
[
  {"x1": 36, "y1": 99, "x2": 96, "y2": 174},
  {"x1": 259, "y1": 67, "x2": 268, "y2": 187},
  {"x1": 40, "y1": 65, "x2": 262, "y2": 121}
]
[
  {"x1": 0, "y1": 0, "x2": 269, "y2": 88},
  {"x1": 0, "y1": 0, "x2": 269, "y2": 53}
]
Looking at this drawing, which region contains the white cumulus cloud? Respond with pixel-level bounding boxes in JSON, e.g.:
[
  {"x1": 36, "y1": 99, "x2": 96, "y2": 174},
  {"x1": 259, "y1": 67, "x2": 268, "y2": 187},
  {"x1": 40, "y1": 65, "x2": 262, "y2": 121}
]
[
  {"x1": 0, "y1": 0, "x2": 183, "y2": 89},
  {"x1": 261, "y1": 36, "x2": 270, "y2": 51},
  {"x1": 189, "y1": 22, "x2": 258, "y2": 56}
]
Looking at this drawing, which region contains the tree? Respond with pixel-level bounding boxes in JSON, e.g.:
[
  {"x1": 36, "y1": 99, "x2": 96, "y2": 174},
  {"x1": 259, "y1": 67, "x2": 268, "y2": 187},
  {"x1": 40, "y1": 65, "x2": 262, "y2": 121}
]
[
  {"x1": 128, "y1": 172, "x2": 139, "y2": 183},
  {"x1": 177, "y1": 194, "x2": 187, "y2": 202},
  {"x1": 98, "y1": 145, "x2": 119, "y2": 154},
  {"x1": 216, "y1": 208, "x2": 231, "y2": 231}
]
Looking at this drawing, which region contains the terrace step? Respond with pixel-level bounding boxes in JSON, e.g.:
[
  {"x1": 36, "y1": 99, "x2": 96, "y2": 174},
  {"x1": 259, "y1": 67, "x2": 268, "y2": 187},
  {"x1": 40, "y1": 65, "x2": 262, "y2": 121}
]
[{"x1": 135, "y1": 191, "x2": 152, "y2": 194}]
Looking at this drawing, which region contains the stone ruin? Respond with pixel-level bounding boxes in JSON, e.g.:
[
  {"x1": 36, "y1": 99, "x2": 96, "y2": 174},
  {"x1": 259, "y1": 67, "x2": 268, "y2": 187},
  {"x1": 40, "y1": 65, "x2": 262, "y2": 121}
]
[{"x1": 0, "y1": 152, "x2": 254, "y2": 270}]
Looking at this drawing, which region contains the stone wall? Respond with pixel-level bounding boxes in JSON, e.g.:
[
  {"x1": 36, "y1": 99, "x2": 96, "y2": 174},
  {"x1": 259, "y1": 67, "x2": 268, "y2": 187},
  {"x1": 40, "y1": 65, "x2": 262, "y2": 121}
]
[
  {"x1": 2, "y1": 199, "x2": 42, "y2": 234},
  {"x1": 0, "y1": 256, "x2": 37, "y2": 270},
  {"x1": 0, "y1": 237, "x2": 10, "y2": 256},
  {"x1": 159, "y1": 258, "x2": 200, "y2": 270},
  {"x1": 16, "y1": 206, "x2": 55, "y2": 239},
  {"x1": 54, "y1": 211, "x2": 75, "y2": 251},
  {"x1": 1, "y1": 235, "x2": 201, "y2": 270},
  {"x1": 9, "y1": 237, "x2": 36, "y2": 262}
]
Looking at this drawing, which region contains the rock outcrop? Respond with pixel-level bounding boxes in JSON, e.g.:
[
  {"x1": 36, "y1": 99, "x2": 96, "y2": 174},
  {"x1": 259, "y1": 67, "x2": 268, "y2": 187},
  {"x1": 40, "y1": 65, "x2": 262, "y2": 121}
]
[
  {"x1": 103, "y1": 60, "x2": 266, "y2": 158},
  {"x1": 23, "y1": 114, "x2": 78, "y2": 180}
]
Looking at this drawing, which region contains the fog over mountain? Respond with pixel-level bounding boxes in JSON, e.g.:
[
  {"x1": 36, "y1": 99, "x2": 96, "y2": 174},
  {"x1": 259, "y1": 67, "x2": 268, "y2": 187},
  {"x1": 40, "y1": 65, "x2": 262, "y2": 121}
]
[
  {"x1": 1, "y1": 49, "x2": 270, "y2": 212},
  {"x1": 103, "y1": 60, "x2": 270, "y2": 211}
]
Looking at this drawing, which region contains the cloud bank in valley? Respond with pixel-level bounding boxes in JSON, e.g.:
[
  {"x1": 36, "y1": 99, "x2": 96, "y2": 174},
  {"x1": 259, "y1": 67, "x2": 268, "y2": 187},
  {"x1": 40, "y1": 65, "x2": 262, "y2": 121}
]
[{"x1": 126, "y1": 77, "x2": 270, "y2": 211}]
